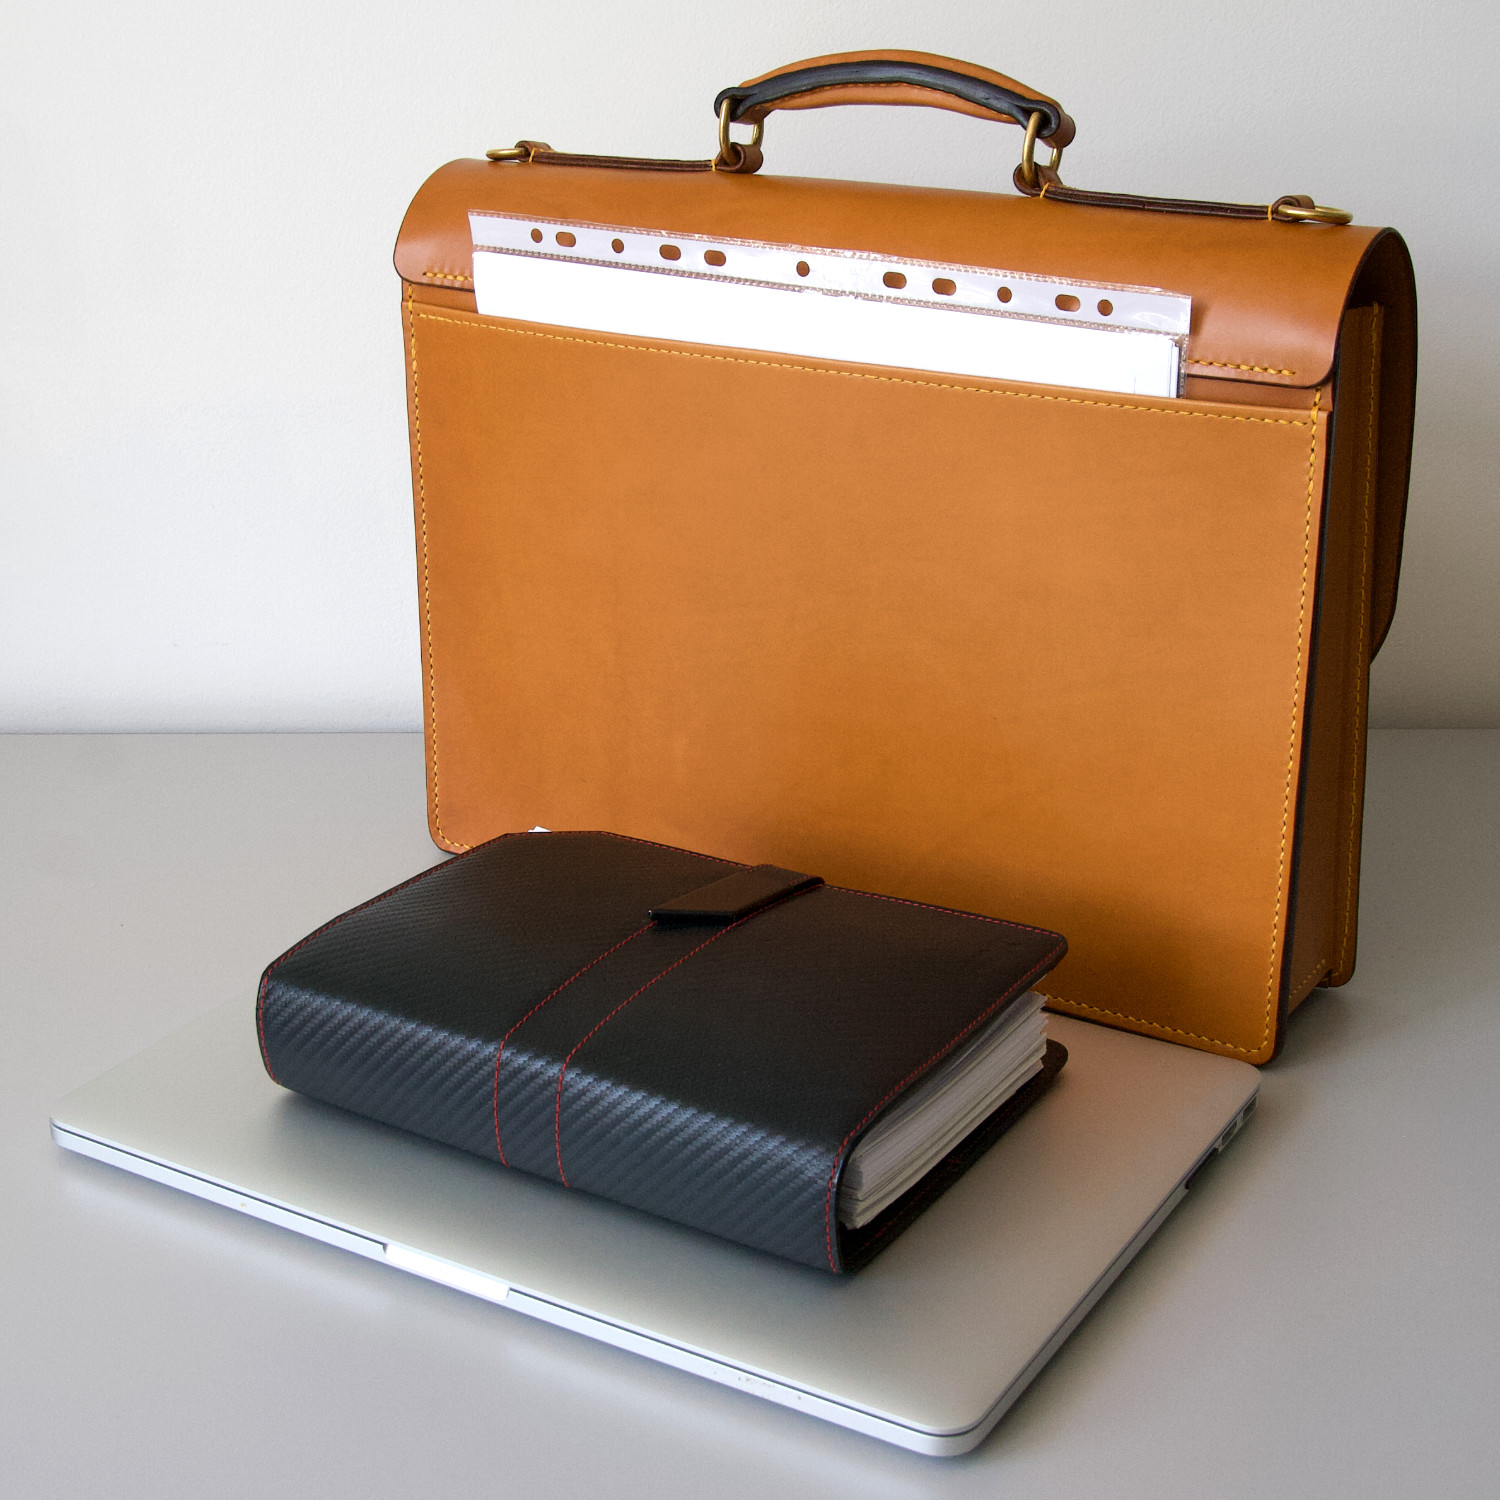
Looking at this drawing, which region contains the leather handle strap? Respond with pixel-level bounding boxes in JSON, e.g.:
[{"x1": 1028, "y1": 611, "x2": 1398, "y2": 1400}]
[
  {"x1": 715, "y1": 50, "x2": 1075, "y2": 148},
  {"x1": 1015, "y1": 163, "x2": 1353, "y2": 226}
]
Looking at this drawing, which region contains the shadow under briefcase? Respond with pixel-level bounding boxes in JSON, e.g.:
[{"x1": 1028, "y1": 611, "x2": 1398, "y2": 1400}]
[{"x1": 392, "y1": 50, "x2": 1416, "y2": 1064}]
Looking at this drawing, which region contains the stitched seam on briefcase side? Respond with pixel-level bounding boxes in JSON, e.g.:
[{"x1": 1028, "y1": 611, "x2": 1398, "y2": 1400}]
[
  {"x1": 256, "y1": 848, "x2": 482, "y2": 1084},
  {"x1": 822, "y1": 942, "x2": 1065, "y2": 1272},
  {"x1": 551, "y1": 914, "x2": 757, "y2": 1186},
  {"x1": 411, "y1": 313, "x2": 1314, "y2": 428},
  {"x1": 1185, "y1": 358, "x2": 1297, "y2": 376},
  {"x1": 1257, "y1": 384, "x2": 1324, "y2": 1049},
  {"x1": 1337, "y1": 314, "x2": 1381, "y2": 974},
  {"x1": 1289, "y1": 954, "x2": 1330, "y2": 999},
  {"x1": 492, "y1": 921, "x2": 655, "y2": 1166},
  {"x1": 406, "y1": 287, "x2": 467, "y2": 852},
  {"x1": 1033, "y1": 993, "x2": 1262, "y2": 1052}
]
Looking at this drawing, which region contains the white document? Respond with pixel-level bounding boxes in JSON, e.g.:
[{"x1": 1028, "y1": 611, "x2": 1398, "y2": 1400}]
[{"x1": 470, "y1": 211, "x2": 1190, "y2": 397}]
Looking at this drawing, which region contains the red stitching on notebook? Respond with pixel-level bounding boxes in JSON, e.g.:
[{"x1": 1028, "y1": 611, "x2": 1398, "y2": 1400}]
[
  {"x1": 820, "y1": 941, "x2": 1065, "y2": 1272},
  {"x1": 552, "y1": 912, "x2": 756, "y2": 1187},
  {"x1": 491, "y1": 922, "x2": 655, "y2": 1167}
]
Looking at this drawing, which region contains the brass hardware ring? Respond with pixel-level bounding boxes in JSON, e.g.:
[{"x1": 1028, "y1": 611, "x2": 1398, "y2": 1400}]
[
  {"x1": 1271, "y1": 196, "x2": 1354, "y2": 225},
  {"x1": 486, "y1": 140, "x2": 553, "y2": 163},
  {"x1": 1018, "y1": 111, "x2": 1065, "y2": 190},
  {"x1": 715, "y1": 98, "x2": 765, "y2": 171}
]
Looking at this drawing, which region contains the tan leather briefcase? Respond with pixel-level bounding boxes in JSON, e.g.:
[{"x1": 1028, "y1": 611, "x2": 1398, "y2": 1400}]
[{"x1": 394, "y1": 51, "x2": 1415, "y2": 1064}]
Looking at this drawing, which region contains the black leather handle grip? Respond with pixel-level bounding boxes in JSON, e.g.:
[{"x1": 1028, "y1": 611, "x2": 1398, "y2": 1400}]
[{"x1": 714, "y1": 59, "x2": 1072, "y2": 145}]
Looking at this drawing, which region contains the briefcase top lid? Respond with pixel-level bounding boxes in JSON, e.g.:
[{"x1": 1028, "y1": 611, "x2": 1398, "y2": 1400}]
[{"x1": 396, "y1": 155, "x2": 1409, "y2": 394}]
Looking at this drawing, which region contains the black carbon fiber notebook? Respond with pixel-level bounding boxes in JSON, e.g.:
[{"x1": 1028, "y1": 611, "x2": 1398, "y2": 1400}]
[{"x1": 256, "y1": 830, "x2": 1067, "y2": 1272}]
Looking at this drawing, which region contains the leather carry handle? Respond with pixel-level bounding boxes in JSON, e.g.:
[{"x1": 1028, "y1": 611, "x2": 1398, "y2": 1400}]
[
  {"x1": 488, "y1": 49, "x2": 1348, "y2": 225},
  {"x1": 713, "y1": 50, "x2": 1075, "y2": 174},
  {"x1": 708, "y1": 50, "x2": 1350, "y2": 223}
]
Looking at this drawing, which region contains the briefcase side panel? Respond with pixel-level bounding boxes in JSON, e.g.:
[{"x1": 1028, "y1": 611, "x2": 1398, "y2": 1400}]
[
  {"x1": 1285, "y1": 306, "x2": 1384, "y2": 998},
  {"x1": 1327, "y1": 305, "x2": 1386, "y2": 985},
  {"x1": 1349, "y1": 232, "x2": 1417, "y2": 658},
  {"x1": 403, "y1": 301, "x2": 1327, "y2": 1061}
]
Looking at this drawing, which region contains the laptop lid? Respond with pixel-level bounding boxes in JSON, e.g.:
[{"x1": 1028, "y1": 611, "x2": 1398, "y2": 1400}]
[{"x1": 51, "y1": 1001, "x2": 1256, "y2": 1455}]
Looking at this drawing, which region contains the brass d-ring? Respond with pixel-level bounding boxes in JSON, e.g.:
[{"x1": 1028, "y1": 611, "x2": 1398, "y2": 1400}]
[
  {"x1": 1270, "y1": 195, "x2": 1354, "y2": 225},
  {"x1": 715, "y1": 98, "x2": 764, "y2": 171},
  {"x1": 1018, "y1": 111, "x2": 1065, "y2": 190}
]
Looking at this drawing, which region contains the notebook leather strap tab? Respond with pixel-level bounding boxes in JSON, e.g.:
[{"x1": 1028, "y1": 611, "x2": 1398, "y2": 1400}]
[{"x1": 650, "y1": 865, "x2": 823, "y2": 924}]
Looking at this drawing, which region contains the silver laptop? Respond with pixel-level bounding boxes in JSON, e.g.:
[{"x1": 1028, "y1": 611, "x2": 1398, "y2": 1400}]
[{"x1": 51, "y1": 1000, "x2": 1257, "y2": 1456}]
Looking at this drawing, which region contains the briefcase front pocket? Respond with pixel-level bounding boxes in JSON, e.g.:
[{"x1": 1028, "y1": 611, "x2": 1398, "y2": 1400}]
[{"x1": 404, "y1": 296, "x2": 1337, "y2": 1061}]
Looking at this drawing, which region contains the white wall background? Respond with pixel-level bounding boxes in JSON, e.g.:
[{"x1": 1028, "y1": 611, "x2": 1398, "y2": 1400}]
[{"x1": 2, "y1": 0, "x2": 1496, "y2": 730}]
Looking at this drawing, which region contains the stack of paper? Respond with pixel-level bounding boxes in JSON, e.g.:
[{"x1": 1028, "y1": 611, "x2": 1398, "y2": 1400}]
[{"x1": 838, "y1": 992, "x2": 1047, "y2": 1228}]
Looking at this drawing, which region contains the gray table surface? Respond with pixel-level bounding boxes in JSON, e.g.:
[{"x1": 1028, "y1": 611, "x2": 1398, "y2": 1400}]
[{"x1": 2, "y1": 730, "x2": 1496, "y2": 1498}]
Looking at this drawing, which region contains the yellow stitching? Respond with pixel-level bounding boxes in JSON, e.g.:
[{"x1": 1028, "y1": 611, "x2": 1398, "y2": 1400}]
[
  {"x1": 1289, "y1": 955, "x2": 1330, "y2": 999},
  {"x1": 412, "y1": 313, "x2": 1315, "y2": 428},
  {"x1": 406, "y1": 287, "x2": 470, "y2": 852},
  {"x1": 1186, "y1": 358, "x2": 1298, "y2": 376},
  {"x1": 423, "y1": 270, "x2": 473, "y2": 285},
  {"x1": 1257, "y1": 384, "x2": 1323, "y2": 1048},
  {"x1": 1036, "y1": 992, "x2": 1262, "y2": 1055},
  {"x1": 1337, "y1": 314, "x2": 1380, "y2": 971},
  {"x1": 417, "y1": 309, "x2": 1322, "y2": 1052}
]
